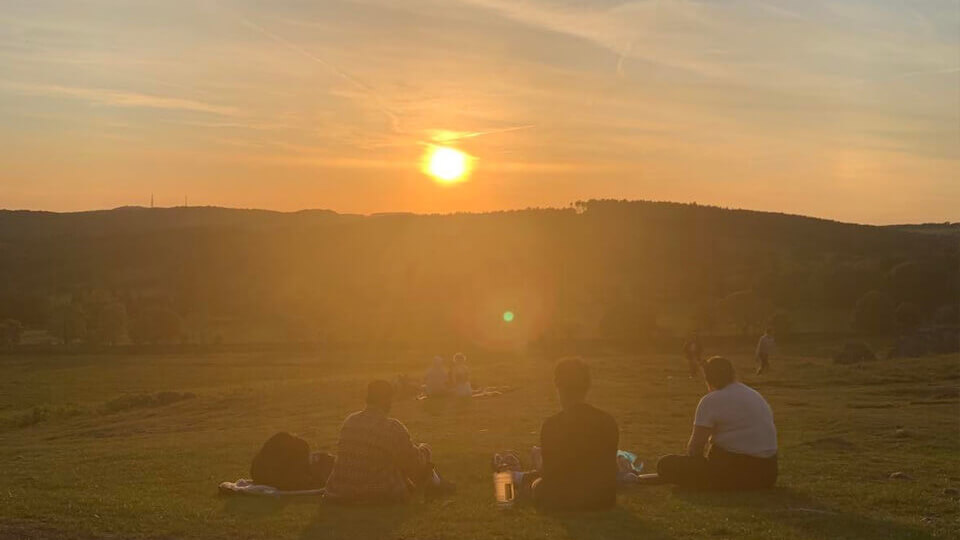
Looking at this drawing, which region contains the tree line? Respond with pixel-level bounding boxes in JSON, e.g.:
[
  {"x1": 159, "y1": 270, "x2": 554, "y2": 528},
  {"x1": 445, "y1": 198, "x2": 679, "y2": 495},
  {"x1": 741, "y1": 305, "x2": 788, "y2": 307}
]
[{"x1": 0, "y1": 201, "x2": 955, "y2": 348}]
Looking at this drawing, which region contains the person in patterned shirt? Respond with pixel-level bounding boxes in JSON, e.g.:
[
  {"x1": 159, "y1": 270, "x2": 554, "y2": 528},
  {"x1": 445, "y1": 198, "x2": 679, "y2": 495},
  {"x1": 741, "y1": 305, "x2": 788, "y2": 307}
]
[{"x1": 324, "y1": 380, "x2": 453, "y2": 503}]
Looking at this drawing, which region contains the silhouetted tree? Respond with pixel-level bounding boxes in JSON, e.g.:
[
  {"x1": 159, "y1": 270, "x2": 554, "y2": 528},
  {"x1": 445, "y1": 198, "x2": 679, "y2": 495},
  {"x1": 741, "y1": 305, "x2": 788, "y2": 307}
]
[
  {"x1": 129, "y1": 307, "x2": 182, "y2": 344},
  {"x1": 48, "y1": 301, "x2": 87, "y2": 344},
  {"x1": 853, "y1": 290, "x2": 896, "y2": 335},
  {"x1": 0, "y1": 319, "x2": 23, "y2": 346},
  {"x1": 895, "y1": 302, "x2": 923, "y2": 333},
  {"x1": 720, "y1": 290, "x2": 772, "y2": 335}
]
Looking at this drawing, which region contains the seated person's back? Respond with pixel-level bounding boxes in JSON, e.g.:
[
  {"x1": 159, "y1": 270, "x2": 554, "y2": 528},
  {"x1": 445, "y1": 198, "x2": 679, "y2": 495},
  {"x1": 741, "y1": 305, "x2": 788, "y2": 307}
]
[
  {"x1": 535, "y1": 358, "x2": 618, "y2": 511},
  {"x1": 695, "y1": 381, "x2": 777, "y2": 458},
  {"x1": 424, "y1": 356, "x2": 449, "y2": 396},
  {"x1": 540, "y1": 401, "x2": 618, "y2": 510},
  {"x1": 324, "y1": 381, "x2": 430, "y2": 502}
]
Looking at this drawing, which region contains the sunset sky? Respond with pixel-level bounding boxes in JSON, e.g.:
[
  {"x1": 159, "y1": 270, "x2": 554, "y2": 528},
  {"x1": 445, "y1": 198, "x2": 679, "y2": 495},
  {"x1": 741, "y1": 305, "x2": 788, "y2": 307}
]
[{"x1": 2, "y1": 0, "x2": 958, "y2": 224}]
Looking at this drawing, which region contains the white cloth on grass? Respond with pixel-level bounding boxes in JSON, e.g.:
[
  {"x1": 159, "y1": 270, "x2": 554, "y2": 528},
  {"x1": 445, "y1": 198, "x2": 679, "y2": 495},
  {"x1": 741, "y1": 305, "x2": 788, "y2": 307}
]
[{"x1": 218, "y1": 478, "x2": 325, "y2": 497}]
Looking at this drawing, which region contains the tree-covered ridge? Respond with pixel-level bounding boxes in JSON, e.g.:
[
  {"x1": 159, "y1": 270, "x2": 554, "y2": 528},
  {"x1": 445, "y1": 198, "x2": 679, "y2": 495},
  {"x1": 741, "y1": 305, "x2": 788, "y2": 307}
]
[{"x1": 0, "y1": 200, "x2": 956, "y2": 346}]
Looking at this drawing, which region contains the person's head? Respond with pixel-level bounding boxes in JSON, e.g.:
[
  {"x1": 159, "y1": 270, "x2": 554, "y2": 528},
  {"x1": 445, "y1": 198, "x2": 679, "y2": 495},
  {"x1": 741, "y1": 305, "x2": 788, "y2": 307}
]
[
  {"x1": 703, "y1": 356, "x2": 736, "y2": 391},
  {"x1": 554, "y1": 357, "x2": 591, "y2": 408},
  {"x1": 765, "y1": 327, "x2": 774, "y2": 336},
  {"x1": 453, "y1": 352, "x2": 466, "y2": 364},
  {"x1": 366, "y1": 379, "x2": 394, "y2": 413},
  {"x1": 432, "y1": 356, "x2": 444, "y2": 368}
]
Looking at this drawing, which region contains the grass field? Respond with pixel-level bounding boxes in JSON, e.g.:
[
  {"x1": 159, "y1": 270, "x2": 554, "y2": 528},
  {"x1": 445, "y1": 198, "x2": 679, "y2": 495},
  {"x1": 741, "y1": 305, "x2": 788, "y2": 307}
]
[{"x1": 0, "y1": 346, "x2": 957, "y2": 540}]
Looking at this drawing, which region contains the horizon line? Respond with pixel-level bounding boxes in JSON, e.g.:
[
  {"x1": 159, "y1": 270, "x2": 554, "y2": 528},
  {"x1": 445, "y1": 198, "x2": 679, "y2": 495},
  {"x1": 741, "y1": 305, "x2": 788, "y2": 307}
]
[{"x1": 1, "y1": 200, "x2": 957, "y2": 228}]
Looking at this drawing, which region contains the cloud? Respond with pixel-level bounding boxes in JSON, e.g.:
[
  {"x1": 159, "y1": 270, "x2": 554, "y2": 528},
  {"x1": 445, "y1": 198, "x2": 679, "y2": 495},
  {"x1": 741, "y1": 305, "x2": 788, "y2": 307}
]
[
  {"x1": 0, "y1": 81, "x2": 237, "y2": 116},
  {"x1": 218, "y1": 4, "x2": 404, "y2": 133}
]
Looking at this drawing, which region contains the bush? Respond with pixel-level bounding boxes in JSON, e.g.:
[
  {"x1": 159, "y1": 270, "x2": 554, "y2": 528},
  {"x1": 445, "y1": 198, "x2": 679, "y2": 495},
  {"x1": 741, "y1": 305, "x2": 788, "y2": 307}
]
[
  {"x1": 833, "y1": 342, "x2": 877, "y2": 365},
  {"x1": 129, "y1": 307, "x2": 182, "y2": 344},
  {"x1": 100, "y1": 391, "x2": 196, "y2": 413},
  {"x1": 0, "y1": 319, "x2": 23, "y2": 346},
  {"x1": 895, "y1": 302, "x2": 923, "y2": 333},
  {"x1": 934, "y1": 304, "x2": 959, "y2": 326},
  {"x1": 853, "y1": 290, "x2": 896, "y2": 335}
]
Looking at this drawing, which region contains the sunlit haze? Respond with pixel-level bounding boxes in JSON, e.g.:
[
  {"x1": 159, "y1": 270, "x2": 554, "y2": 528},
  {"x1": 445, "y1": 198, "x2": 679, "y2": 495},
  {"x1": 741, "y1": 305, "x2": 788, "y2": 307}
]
[{"x1": 1, "y1": 1, "x2": 958, "y2": 223}]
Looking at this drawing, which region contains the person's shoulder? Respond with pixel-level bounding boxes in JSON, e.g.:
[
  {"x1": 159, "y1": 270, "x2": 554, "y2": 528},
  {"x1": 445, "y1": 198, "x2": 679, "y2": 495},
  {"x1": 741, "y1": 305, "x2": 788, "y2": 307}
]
[
  {"x1": 386, "y1": 416, "x2": 411, "y2": 433},
  {"x1": 542, "y1": 410, "x2": 562, "y2": 427},
  {"x1": 736, "y1": 382, "x2": 767, "y2": 399},
  {"x1": 696, "y1": 389, "x2": 720, "y2": 409},
  {"x1": 342, "y1": 410, "x2": 365, "y2": 423},
  {"x1": 586, "y1": 404, "x2": 618, "y2": 428}
]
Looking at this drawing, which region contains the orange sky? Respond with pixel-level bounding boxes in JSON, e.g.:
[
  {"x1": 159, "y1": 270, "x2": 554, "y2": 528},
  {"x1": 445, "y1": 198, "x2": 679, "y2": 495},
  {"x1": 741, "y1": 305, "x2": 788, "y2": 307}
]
[{"x1": 1, "y1": 1, "x2": 958, "y2": 224}]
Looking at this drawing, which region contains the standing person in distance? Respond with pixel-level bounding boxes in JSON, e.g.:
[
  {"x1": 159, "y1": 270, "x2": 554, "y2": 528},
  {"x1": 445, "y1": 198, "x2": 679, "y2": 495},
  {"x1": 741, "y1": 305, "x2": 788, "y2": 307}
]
[
  {"x1": 755, "y1": 327, "x2": 776, "y2": 375},
  {"x1": 683, "y1": 330, "x2": 704, "y2": 378}
]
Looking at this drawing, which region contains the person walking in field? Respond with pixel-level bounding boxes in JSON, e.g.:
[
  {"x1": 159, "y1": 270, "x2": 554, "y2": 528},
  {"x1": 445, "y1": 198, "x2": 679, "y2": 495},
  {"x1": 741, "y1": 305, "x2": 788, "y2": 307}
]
[
  {"x1": 324, "y1": 380, "x2": 454, "y2": 503},
  {"x1": 755, "y1": 327, "x2": 776, "y2": 375},
  {"x1": 526, "y1": 358, "x2": 619, "y2": 511},
  {"x1": 683, "y1": 330, "x2": 704, "y2": 378},
  {"x1": 451, "y1": 352, "x2": 472, "y2": 397},
  {"x1": 649, "y1": 356, "x2": 778, "y2": 490}
]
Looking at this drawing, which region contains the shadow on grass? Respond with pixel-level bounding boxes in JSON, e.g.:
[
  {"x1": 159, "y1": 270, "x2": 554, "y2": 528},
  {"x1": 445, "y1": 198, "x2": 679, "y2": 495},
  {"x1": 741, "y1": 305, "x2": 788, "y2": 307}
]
[
  {"x1": 419, "y1": 395, "x2": 473, "y2": 416},
  {"x1": 298, "y1": 502, "x2": 415, "y2": 540},
  {"x1": 548, "y1": 506, "x2": 674, "y2": 540},
  {"x1": 221, "y1": 494, "x2": 322, "y2": 519},
  {"x1": 675, "y1": 486, "x2": 935, "y2": 540}
]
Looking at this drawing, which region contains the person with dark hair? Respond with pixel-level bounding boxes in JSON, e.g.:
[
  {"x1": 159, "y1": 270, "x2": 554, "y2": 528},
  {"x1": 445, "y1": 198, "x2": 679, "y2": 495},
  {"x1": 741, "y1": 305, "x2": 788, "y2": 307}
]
[
  {"x1": 650, "y1": 356, "x2": 778, "y2": 490},
  {"x1": 324, "y1": 380, "x2": 454, "y2": 503},
  {"x1": 683, "y1": 330, "x2": 704, "y2": 378},
  {"x1": 529, "y1": 358, "x2": 619, "y2": 510}
]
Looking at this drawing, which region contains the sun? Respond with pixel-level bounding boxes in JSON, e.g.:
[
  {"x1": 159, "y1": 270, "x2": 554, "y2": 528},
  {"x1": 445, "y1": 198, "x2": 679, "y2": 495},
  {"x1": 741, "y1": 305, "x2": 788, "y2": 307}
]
[{"x1": 422, "y1": 146, "x2": 471, "y2": 183}]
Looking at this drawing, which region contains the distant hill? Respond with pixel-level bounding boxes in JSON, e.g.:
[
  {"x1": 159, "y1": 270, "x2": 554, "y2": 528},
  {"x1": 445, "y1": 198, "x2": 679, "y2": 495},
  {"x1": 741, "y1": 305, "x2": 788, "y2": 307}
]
[
  {"x1": 888, "y1": 222, "x2": 960, "y2": 237},
  {"x1": 0, "y1": 201, "x2": 956, "y2": 346}
]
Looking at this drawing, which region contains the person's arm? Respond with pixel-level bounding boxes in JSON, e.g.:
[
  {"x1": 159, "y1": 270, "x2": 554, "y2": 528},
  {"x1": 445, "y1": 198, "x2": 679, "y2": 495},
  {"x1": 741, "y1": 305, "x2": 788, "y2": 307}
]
[
  {"x1": 686, "y1": 425, "x2": 712, "y2": 457},
  {"x1": 391, "y1": 420, "x2": 428, "y2": 479},
  {"x1": 690, "y1": 395, "x2": 714, "y2": 457},
  {"x1": 539, "y1": 419, "x2": 555, "y2": 478}
]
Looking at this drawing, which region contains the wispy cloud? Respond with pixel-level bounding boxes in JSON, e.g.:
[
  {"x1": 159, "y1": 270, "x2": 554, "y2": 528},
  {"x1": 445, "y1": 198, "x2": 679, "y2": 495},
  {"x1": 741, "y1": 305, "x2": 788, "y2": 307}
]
[
  {"x1": 0, "y1": 81, "x2": 237, "y2": 116},
  {"x1": 216, "y1": 3, "x2": 403, "y2": 133}
]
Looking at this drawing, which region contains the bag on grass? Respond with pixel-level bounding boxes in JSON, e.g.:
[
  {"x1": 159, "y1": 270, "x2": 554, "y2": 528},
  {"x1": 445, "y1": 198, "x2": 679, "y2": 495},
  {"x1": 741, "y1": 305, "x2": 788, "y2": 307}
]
[{"x1": 250, "y1": 432, "x2": 332, "y2": 491}]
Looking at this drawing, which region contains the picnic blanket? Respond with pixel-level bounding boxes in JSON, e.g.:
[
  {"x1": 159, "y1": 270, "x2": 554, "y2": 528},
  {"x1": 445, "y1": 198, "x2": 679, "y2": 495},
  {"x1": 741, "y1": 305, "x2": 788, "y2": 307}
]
[
  {"x1": 218, "y1": 478, "x2": 325, "y2": 497},
  {"x1": 416, "y1": 385, "x2": 516, "y2": 400}
]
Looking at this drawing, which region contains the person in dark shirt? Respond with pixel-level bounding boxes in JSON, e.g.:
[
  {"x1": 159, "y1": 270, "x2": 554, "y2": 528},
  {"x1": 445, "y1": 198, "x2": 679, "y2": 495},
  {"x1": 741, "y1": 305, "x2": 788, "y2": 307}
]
[{"x1": 532, "y1": 358, "x2": 619, "y2": 511}]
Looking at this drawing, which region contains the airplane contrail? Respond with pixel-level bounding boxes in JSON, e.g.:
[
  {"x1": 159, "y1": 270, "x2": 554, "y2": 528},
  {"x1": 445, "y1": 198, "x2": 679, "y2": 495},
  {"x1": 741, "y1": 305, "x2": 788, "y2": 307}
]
[
  {"x1": 217, "y1": 2, "x2": 403, "y2": 133},
  {"x1": 431, "y1": 124, "x2": 537, "y2": 143}
]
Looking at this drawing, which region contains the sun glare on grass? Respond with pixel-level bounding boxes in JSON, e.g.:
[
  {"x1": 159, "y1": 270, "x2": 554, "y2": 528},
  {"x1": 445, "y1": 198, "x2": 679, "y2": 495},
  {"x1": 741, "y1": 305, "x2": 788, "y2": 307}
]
[{"x1": 423, "y1": 146, "x2": 471, "y2": 183}]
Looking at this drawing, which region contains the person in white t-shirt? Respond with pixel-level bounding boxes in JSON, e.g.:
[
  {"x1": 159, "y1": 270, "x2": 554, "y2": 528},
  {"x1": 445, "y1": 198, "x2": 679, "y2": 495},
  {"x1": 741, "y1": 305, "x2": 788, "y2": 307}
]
[
  {"x1": 451, "y1": 352, "x2": 472, "y2": 397},
  {"x1": 651, "y1": 356, "x2": 778, "y2": 490},
  {"x1": 755, "y1": 328, "x2": 776, "y2": 375}
]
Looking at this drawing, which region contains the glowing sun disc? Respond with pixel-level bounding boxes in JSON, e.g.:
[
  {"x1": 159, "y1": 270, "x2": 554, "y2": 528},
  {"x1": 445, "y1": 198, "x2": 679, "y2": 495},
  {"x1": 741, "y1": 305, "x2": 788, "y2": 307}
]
[{"x1": 423, "y1": 146, "x2": 471, "y2": 183}]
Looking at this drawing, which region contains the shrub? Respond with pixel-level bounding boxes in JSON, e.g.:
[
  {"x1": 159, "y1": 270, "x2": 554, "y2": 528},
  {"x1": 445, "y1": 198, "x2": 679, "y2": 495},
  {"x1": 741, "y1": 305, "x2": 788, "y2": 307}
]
[
  {"x1": 853, "y1": 290, "x2": 896, "y2": 335},
  {"x1": 100, "y1": 391, "x2": 196, "y2": 413},
  {"x1": 895, "y1": 302, "x2": 923, "y2": 333}
]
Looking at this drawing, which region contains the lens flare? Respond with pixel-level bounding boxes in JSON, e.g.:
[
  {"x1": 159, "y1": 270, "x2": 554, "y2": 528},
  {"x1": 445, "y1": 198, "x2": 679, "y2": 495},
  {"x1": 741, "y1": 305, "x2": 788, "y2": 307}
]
[{"x1": 502, "y1": 311, "x2": 515, "y2": 322}]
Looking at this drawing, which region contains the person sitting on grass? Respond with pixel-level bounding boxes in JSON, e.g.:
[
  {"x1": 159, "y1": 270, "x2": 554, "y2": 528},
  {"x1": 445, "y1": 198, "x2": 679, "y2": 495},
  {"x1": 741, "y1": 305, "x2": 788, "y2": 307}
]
[
  {"x1": 652, "y1": 356, "x2": 778, "y2": 490},
  {"x1": 324, "y1": 380, "x2": 454, "y2": 503},
  {"x1": 424, "y1": 356, "x2": 450, "y2": 397},
  {"x1": 528, "y1": 358, "x2": 619, "y2": 511}
]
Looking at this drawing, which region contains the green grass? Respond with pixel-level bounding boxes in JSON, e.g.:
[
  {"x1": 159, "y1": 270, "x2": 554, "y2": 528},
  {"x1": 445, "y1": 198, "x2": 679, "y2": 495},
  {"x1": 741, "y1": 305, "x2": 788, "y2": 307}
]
[{"x1": 0, "y1": 347, "x2": 957, "y2": 539}]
